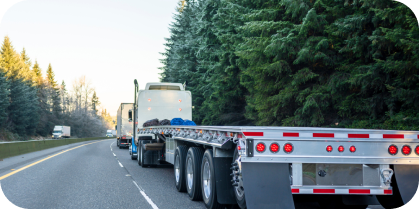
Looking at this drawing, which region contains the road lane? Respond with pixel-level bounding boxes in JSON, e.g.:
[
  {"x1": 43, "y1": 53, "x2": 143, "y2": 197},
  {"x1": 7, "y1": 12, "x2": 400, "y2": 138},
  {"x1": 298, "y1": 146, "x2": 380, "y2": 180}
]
[{"x1": 1, "y1": 139, "x2": 152, "y2": 209}]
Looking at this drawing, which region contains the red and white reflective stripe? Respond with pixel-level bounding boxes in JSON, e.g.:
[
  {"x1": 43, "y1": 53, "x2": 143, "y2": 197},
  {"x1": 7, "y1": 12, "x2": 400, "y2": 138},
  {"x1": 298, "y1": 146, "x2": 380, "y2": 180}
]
[
  {"x1": 243, "y1": 132, "x2": 264, "y2": 137},
  {"x1": 291, "y1": 188, "x2": 392, "y2": 195},
  {"x1": 242, "y1": 132, "x2": 419, "y2": 139}
]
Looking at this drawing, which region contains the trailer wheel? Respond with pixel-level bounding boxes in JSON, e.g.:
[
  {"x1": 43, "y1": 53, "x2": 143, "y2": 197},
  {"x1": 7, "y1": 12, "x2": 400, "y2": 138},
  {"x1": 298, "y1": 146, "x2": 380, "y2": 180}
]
[
  {"x1": 140, "y1": 141, "x2": 148, "y2": 168},
  {"x1": 186, "y1": 147, "x2": 204, "y2": 201},
  {"x1": 201, "y1": 149, "x2": 224, "y2": 209},
  {"x1": 137, "y1": 141, "x2": 142, "y2": 166},
  {"x1": 232, "y1": 148, "x2": 246, "y2": 209},
  {"x1": 174, "y1": 145, "x2": 188, "y2": 192}
]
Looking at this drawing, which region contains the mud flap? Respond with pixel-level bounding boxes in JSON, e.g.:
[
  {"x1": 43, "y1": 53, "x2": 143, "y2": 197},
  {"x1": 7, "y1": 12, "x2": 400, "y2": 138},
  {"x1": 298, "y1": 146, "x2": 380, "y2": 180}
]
[
  {"x1": 241, "y1": 162, "x2": 295, "y2": 209},
  {"x1": 393, "y1": 165, "x2": 419, "y2": 204},
  {"x1": 213, "y1": 157, "x2": 236, "y2": 204}
]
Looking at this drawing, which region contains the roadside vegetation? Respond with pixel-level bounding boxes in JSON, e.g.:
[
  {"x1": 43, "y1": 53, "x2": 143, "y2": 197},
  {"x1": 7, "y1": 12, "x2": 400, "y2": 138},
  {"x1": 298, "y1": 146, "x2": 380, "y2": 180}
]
[
  {"x1": 0, "y1": 37, "x2": 113, "y2": 141},
  {"x1": 161, "y1": 0, "x2": 419, "y2": 130}
]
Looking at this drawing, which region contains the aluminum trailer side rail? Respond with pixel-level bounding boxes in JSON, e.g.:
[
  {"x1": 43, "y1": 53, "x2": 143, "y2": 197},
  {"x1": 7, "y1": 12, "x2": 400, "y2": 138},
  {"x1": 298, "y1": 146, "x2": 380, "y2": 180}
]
[{"x1": 137, "y1": 125, "x2": 419, "y2": 209}]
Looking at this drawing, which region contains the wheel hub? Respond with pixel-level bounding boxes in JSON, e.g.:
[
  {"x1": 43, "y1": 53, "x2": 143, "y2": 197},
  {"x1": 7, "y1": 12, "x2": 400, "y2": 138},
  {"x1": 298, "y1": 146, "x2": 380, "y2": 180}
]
[
  {"x1": 187, "y1": 157, "x2": 193, "y2": 190},
  {"x1": 203, "y1": 161, "x2": 211, "y2": 199}
]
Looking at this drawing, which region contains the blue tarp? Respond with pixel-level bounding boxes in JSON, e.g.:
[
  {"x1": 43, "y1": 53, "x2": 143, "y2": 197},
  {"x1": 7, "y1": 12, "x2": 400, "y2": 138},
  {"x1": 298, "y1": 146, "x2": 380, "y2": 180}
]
[{"x1": 170, "y1": 118, "x2": 184, "y2": 125}]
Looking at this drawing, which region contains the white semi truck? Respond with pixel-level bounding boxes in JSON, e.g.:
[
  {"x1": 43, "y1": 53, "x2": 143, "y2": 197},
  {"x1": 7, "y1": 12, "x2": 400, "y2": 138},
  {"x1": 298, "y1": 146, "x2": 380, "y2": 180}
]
[
  {"x1": 131, "y1": 82, "x2": 419, "y2": 209},
  {"x1": 116, "y1": 103, "x2": 133, "y2": 149},
  {"x1": 52, "y1": 125, "x2": 70, "y2": 139}
]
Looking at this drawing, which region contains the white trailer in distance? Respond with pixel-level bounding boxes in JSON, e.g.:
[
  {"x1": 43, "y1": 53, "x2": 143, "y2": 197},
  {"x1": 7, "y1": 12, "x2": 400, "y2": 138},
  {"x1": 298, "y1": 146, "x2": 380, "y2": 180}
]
[
  {"x1": 131, "y1": 82, "x2": 419, "y2": 209},
  {"x1": 116, "y1": 103, "x2": 134, "y2": 149},
  {"x1": 52, "y1": 125, "x2": 71, "y2": 139}
]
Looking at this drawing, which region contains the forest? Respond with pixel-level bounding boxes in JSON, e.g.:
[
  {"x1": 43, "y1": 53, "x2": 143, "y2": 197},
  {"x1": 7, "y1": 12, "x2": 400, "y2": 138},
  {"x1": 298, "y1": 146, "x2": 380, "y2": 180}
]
[
  {"x1": 160, "y1": 0, "x2": 419, "y2": 130},
  {"x1": 0, "y1": 36, "x2": 112, "y2": 140}
]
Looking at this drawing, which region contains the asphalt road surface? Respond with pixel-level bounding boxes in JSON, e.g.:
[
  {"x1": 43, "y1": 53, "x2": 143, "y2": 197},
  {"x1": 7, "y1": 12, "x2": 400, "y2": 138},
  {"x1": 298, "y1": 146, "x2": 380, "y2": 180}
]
[{"x1": 0, "y1": 139, "x2": 385, "y2": 209}]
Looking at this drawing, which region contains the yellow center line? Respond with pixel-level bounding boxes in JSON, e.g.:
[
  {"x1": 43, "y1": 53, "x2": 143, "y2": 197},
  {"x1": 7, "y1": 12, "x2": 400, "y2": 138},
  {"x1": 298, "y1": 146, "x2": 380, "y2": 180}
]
[{"x1": 0, "y1": 140, "x2": 108, "y2": 181}]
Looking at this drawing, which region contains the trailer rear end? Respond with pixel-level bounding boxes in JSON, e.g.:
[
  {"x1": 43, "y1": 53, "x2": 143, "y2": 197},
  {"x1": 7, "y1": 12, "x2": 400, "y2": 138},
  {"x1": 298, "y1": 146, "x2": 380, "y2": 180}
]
[{"x1": 116, "y1": 103, "x2": 133, "y2": 149}]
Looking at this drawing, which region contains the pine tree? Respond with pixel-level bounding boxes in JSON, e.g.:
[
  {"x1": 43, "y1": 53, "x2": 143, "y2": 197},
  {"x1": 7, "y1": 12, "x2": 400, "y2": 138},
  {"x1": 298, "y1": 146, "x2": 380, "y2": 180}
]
[
  {"x1": 0, "y1": 70, "x2": 9, "y2": 127},
  {"x1": 46, "y1": 63, "x2": 57, "y2": 89},
  {"x1": 91, "y1": 91, "x2": 100, "y2": 115}
]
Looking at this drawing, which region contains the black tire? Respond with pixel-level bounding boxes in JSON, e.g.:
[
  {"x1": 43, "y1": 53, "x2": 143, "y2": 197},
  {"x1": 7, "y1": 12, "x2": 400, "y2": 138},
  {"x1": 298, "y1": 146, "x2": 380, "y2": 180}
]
[
  {"x1": 137, "y1": 141, "x2": 142, "y2": 166},
  {"x1": 201, "y1": 149, "x2": 224, "y2": 209},
  {"x1": 186, "y1": 147, "x2": 204, "y2": 201},
  {"x1": 174, "y1": 145, "x2": 188, "y2": 192},
  {"x1": 131, "y1": 146, "x2": 136, "y2": 160},
  {"x1": 140, "y1": 141, "x2": 148, "y2": 168},
  {"x1": 232, "y1": 148, "x2": 246, "y2": 209}
]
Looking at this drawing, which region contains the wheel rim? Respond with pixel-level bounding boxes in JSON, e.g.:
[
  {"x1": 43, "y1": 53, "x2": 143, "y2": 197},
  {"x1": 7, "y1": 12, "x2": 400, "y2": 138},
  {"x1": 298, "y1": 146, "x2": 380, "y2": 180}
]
[
  {"x1": 175, "y1": 155, "x2": 180, "y2": 183},
  {"x1": 203, "y1": 160, "x2": 211, "y2": 199},
  {"x1": 187, "y1": 157, "x2": 193, "y2": 190}
]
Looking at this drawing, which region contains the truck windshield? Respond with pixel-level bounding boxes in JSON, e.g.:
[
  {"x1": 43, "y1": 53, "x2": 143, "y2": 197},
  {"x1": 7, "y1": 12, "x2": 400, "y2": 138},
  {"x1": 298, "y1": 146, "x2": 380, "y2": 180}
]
[{"x1": 53, "y1": 131, "x2": 61, "y2": 134}]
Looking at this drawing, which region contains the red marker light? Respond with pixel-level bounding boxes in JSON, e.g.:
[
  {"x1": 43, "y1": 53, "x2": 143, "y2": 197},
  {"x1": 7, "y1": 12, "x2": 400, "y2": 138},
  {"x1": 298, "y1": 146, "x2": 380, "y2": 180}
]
[
  {"x1": 338, "y1": 146, "x2": 344, "y2": 152},
  {"x1": 179, "y1": 99, "x2": 182, "y2": 102},
  {"x1": 415, "y1": 146, "x2": 419, "y2": 155},
  {"x1": 148, "y1": 107, "x2": 151, "y2": 111},
  {"x1": 270, "y1": 143, "x2": 279, "y2": 153},
  {"x1": 326, "y1": 145, "x2": 333, "y2": 152},
  {"x1": 148, "y1": 98, "x2": 151, "y2": 102},
  {"x1": 237, "y1": 146, "x2": 241, "y2": 151},
  {"x1": 350, "y1": 146, "x2": 356, "y2": 153},
  {"x1": 284, "y1": 143, "x2": 293, "y2": 153},
  {"x1": 178, "y1": 108, "x2": 182, "y2": 111},
  {"x1": 402, "y1": 145, "x2": 411, "y2": 155},
  {"x1": 256, "y1": 143, "x2": 265, "y2": 153},
  {"x1": 388, "y1": 145, "x2": 398, "y2": 155}
]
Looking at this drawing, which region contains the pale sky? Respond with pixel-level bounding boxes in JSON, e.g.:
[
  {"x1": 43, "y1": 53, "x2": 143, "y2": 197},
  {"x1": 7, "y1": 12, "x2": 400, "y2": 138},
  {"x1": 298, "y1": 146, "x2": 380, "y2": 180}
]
[{"x1": 0, "y1": 0, "x2": 180, "y2": 116}]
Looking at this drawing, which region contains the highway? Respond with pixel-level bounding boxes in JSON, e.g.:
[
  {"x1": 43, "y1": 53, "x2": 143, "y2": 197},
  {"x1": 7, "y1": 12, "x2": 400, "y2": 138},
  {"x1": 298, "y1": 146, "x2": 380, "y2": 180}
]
[{"x1": 0, "y1": 139, "x2": 384, "y2": 209}]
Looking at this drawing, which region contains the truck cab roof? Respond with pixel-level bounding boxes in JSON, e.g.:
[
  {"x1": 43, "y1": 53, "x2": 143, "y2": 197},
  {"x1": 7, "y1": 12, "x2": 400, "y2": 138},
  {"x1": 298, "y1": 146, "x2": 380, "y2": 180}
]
[{"x1": 145, "y1": 83, "x2": 184, "y2": 91}]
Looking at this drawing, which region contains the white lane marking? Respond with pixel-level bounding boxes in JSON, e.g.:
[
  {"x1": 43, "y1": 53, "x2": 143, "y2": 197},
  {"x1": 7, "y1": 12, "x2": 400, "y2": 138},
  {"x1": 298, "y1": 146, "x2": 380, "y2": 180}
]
[
  {"x1": 133, "y1": 181, "x2": 159, "y2": 209},
  {"x1": 118, "y1": 161, "x2": 123, "y2": 167},
  {"x1": 110, "y1": 141, "x2": 115, "y2": 151},
  {"x1": 113, "y1": 153, "x2": 116, "y2": 156}
]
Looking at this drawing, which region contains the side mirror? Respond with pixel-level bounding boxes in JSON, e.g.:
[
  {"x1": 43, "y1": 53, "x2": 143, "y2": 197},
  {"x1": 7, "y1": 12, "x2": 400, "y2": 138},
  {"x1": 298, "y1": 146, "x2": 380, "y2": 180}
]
[
  {"x1": 115, "y1": 125, "x2": 117, "y2": 130},
  {"x1": 128, "y1": 110, "x2": 132, "y2": 122}
]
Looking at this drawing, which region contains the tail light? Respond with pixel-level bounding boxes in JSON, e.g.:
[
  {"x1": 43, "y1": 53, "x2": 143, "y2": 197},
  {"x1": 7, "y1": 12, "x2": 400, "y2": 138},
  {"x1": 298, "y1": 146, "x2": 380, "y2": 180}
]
[
  {"x1": 349, "y1": 146, "x2": 356, "y2": 153},
  {"x1": 237, "y1": 146, "x2": 241, "y2": 151},
  {"x1": 388, "y1": 145, "x2": 398, "y2": 155},
  {"x1": 338, "y1": 146, "x2": 344, "y2": 152},
  {"x1": 256, "y1": 143, "x2": 265, "y2": 153},
  {"x1": 401, "y1": 145, "x2": 411, "y2": 155},
  {"x1": 270, "y1": 143, "x2": 279, "y2": 153},
  {"x1": 122, "y1": 137, "x2": 126, "y2": 139},
  {"x1": 283, "y1": 143, "x2": 293, "y2": 153},
  {"x1": 326, "y1": 145, "x2": 333, "y2": 152},
  {"x1": 415, "y1": 145, "x2": 419, "y2": 156}
]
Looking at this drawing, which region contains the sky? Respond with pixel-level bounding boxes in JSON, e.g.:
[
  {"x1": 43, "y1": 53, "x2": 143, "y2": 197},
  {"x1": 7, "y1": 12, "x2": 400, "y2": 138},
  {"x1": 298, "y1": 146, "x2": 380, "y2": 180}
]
[{"x1": 0, "y1": 0, "x2": 180, "y2": 116}]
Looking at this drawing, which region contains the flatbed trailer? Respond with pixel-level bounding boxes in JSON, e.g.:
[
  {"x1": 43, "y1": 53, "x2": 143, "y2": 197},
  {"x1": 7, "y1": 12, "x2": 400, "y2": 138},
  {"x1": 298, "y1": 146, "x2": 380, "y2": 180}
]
[{"x1": 132, "y1": 82, "x2": 419, "y2": 209}]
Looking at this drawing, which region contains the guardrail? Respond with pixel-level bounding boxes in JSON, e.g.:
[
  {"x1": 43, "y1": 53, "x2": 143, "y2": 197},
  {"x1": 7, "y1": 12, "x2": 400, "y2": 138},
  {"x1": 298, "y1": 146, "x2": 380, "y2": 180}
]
[{"x1": 0, "y1": 137, "x2": 108, "y2": 160}]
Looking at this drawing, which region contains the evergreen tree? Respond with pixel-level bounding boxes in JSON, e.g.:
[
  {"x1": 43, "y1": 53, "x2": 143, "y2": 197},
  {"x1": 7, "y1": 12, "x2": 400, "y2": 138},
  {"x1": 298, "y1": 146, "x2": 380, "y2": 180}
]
[
  {"x1": 0, "y1": 70, "x2": 9, "y2": 127},
  {"x1": 46, "y1": 63, "x2": 61, "y2": 117},
  {"x1": 91, "y1": 91, "x2": 100, "y2": 115}
]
